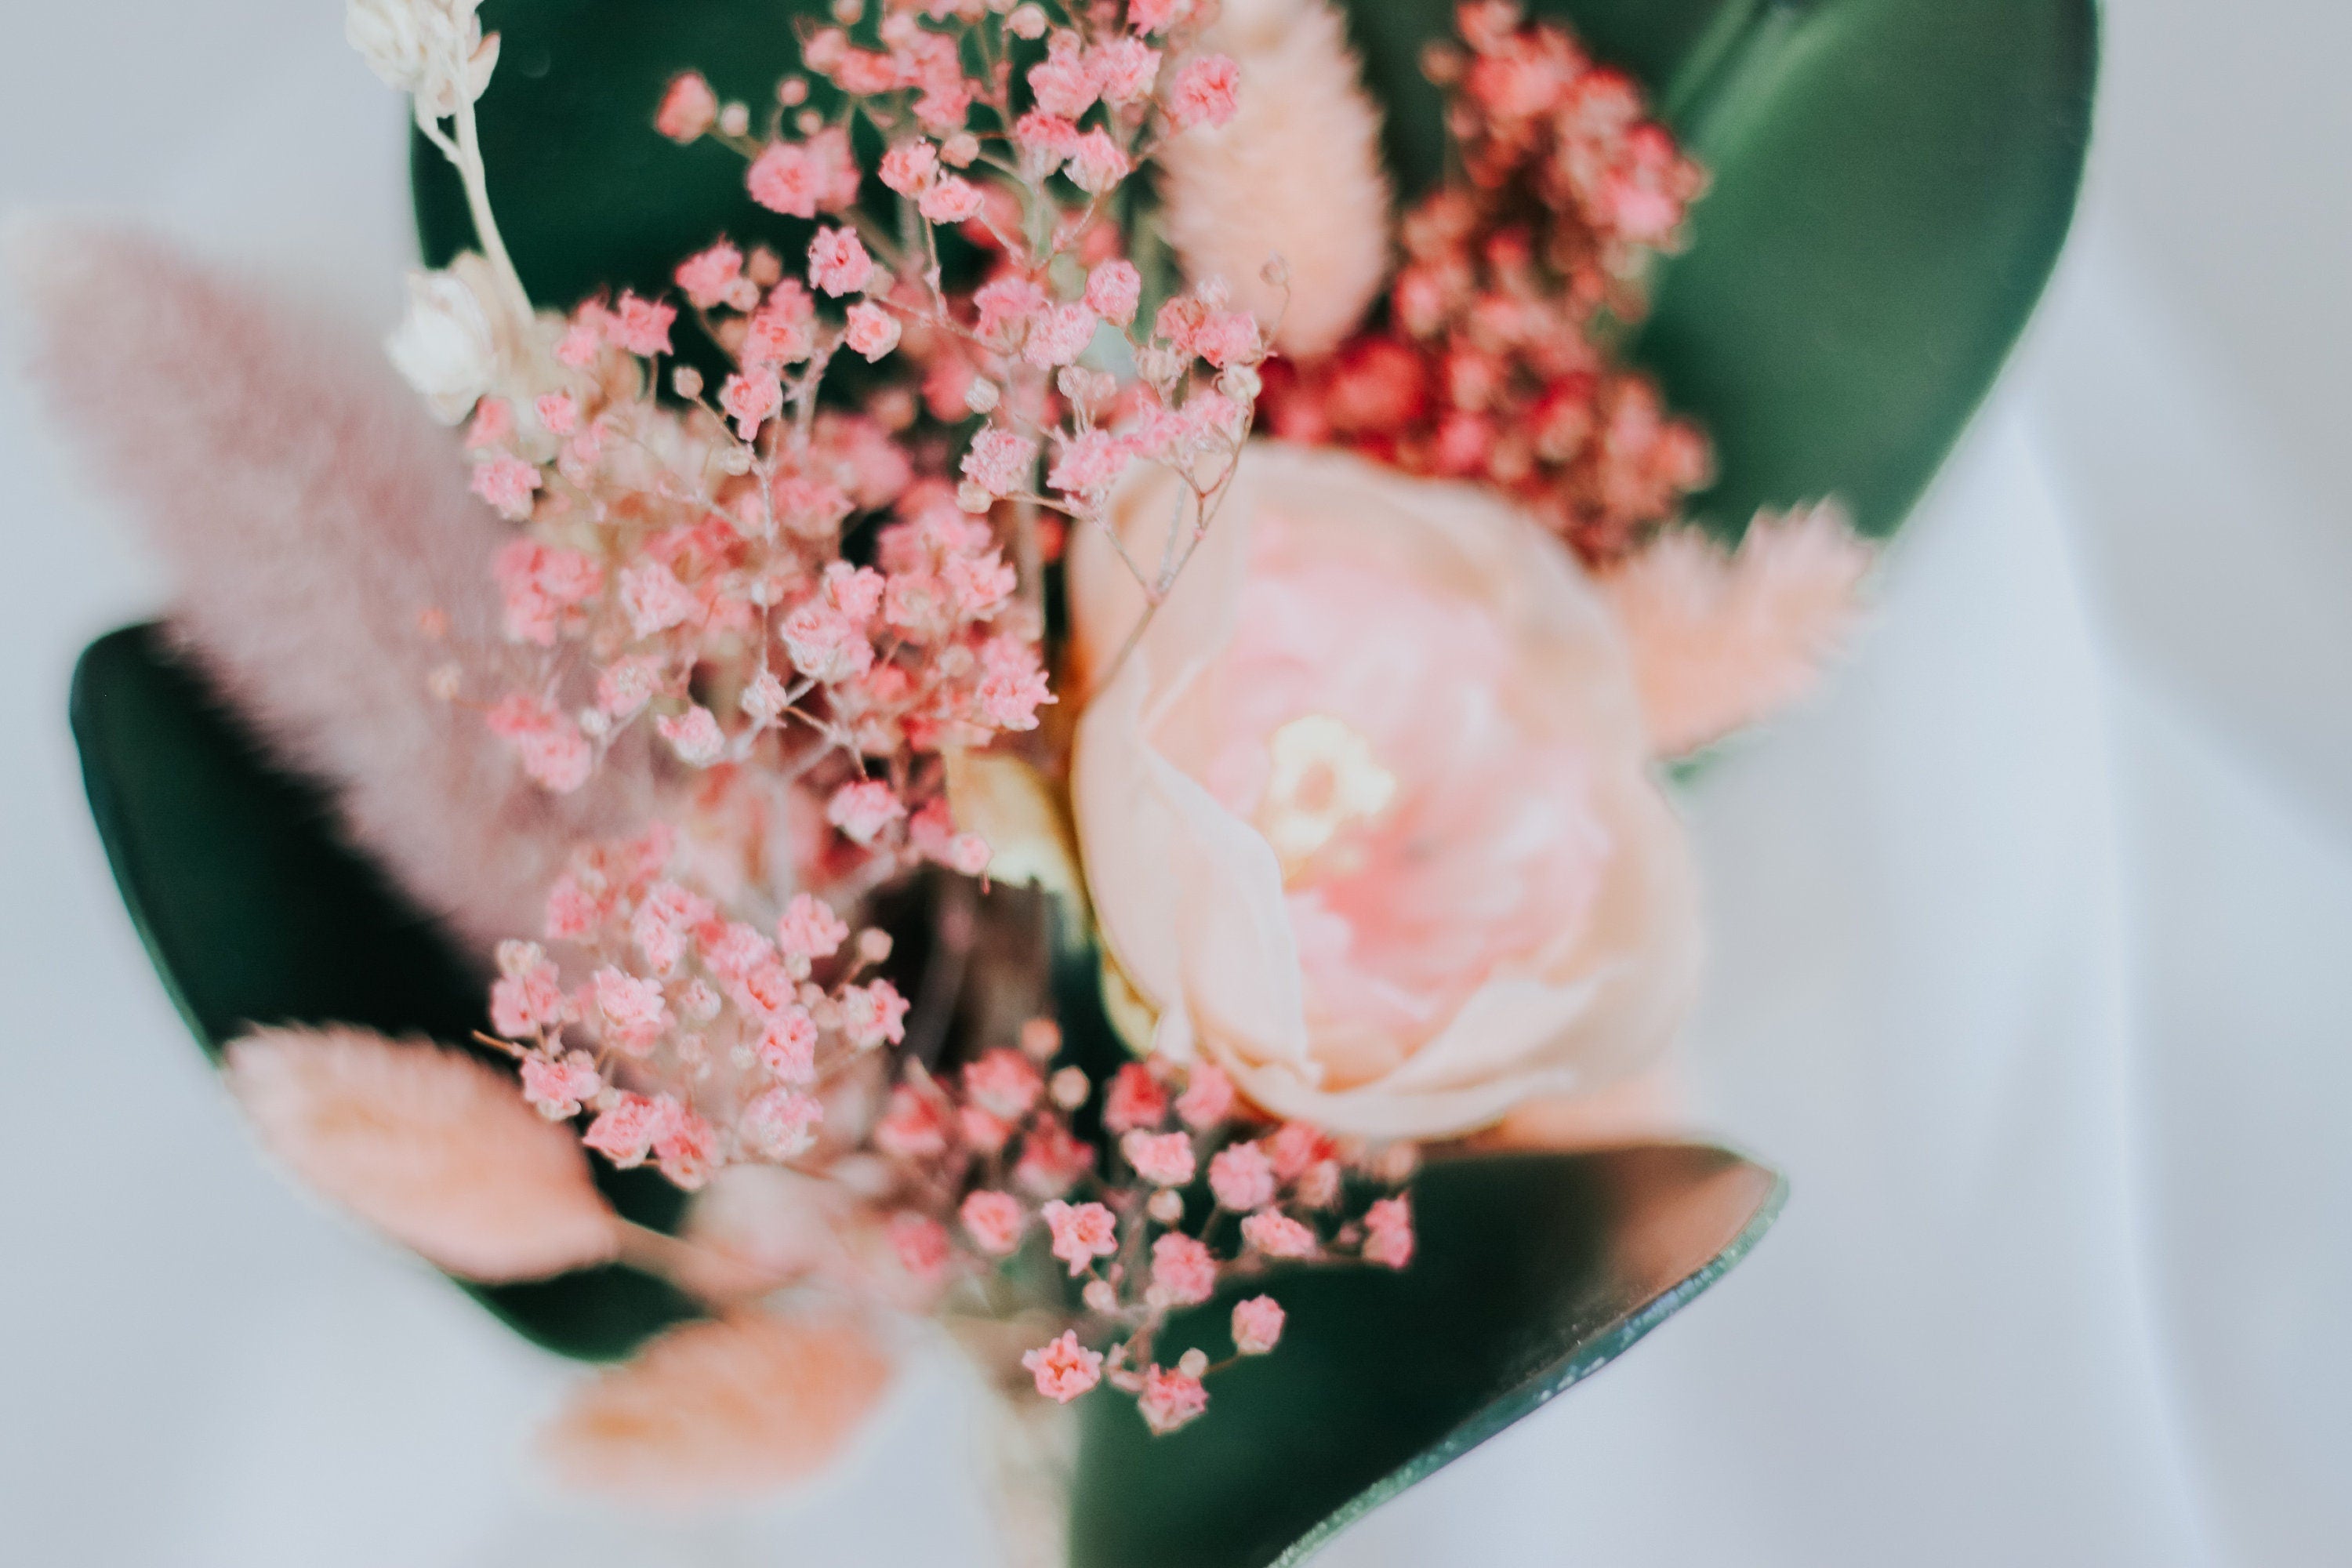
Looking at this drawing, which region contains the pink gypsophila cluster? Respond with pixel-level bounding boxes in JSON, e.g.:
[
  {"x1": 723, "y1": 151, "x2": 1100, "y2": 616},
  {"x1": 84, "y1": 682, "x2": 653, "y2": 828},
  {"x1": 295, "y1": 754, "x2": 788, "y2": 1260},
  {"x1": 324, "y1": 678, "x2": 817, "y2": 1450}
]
[
  {"x1": 1259, "y1": 0, "x2": 1710, "y2": 565},
  {"x1": 871, "y1": 1046, "x2": 1416, "y2": 1438}
]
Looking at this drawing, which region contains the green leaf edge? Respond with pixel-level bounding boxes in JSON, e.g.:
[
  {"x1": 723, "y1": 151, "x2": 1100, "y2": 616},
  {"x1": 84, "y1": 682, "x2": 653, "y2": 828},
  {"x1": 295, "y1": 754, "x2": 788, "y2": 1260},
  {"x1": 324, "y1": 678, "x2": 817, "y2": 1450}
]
[
  {"x1": 1265, "y1": 1158, "x2": 1787, "y2": 1568},
  {"x1": 68, "y1": 624, "x2": 699, "y2": 1363}
]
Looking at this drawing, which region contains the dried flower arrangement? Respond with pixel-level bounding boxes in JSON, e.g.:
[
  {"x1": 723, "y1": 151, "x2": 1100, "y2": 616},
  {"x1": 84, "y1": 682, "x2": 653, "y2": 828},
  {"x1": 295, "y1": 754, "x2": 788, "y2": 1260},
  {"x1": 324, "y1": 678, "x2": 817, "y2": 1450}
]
[{"x1": 28, "y1": 0, "x2": 2093, "y2": 1562}]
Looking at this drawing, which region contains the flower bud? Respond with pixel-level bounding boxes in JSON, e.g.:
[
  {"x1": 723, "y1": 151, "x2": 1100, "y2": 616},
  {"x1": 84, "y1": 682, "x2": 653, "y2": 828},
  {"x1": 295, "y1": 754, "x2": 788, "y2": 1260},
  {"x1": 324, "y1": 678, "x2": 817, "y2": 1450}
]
[{"x1": 383, "y1": 263, "x2": 499, "y2": 424}]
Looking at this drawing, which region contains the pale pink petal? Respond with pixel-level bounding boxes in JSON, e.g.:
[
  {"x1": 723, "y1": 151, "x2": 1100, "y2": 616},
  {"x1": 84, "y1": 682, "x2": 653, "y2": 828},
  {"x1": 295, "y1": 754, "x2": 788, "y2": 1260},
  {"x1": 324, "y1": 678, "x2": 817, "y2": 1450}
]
[
  {"x1": 539, "y1": 1313, "x2": 893, "y2": 1501},
  {"x1": 1602, "y1": 503, "x2": 1875, "y2": 757},
  {"x1": 224, "y1": 1025, "x2": 619, "y2": 1282}
]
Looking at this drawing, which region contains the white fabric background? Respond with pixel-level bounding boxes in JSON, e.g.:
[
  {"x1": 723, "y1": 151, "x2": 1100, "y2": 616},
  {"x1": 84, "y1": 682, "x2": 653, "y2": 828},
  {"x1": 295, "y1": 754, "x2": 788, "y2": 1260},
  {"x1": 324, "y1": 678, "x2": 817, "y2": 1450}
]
[{"x1": 4, "y1": 2, "x2": 2347, "y2": 1563}]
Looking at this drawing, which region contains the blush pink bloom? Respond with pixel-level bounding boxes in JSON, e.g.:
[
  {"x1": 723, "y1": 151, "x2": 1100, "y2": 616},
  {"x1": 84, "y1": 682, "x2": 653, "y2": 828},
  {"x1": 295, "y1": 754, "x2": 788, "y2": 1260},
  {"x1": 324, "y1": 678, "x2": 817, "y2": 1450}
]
[
  {"x1": 808, "y1": 227, "x2": 874, "y2": 297},
  {"x1": 1231, "y1": 1294, "x2": 1286, "y2": 1354},
  {"x1": 874, "y1": 1083, "x2": 953, "y2": 1160},
  {"x1": 1047, "y1": 428, "x2": 1131, "y2": 498},
  {"x1": 776, "y1": 892, "x2": 850, "y2": 960},
  {"x1": 605, "y1": 292, "x2": 675, "y2": 356},
  {"x1": 1092, "y1": 35, "x2": 1162, "y2": 103},
  {"x1": 1023, "y1": 301, "x2": 1100, "y2": 368},
  {"x1": 1128, "y1": 0, "x2": 1181, "y2": 34},
  {"x1": 655, "y1": 72, "x2": 719, "y2": 142},
  {"x1": 891, "y1": 1211, "x2": 951, "y2": 1281},
  {"x1": 1068, "y1": 443, "x2": 1701, "y2": 1139},
  {"x1": 827, "y1": 778, "x2": 906, "y2": 844},
  {"x1": 1015, "y1": 1120, "x2": 1096, "y2": 1197},
  {"x1": 1241, "y1": 1210, "x2": 1316, "y2": 1258},
  {"x1": 747, "y1": 141, "x2": 822, "y2": 217},
  {"x1": 673, "y1": 241, "x2": 742, "y2": 308},
  {"x1": 1163, "y1": 53, "x2": 1241, "y2": 132},
  {"x1": 960, "y1": 1189, "x2": 1027, "y2": 1255},
  {"x1": 1084, "y1": 259, "x2": 1143, "y2": 326},
  {"x1": 1176, "y1": 1063, "x2": 1235, "y2": 1128},
  {"x1": 960, "y1": 426, "x2": 1038, "y2": 497},
  {"x1": 540, "y1": 1315, "x2": 891, "y2": 1501},
  {"x1": 470, "y1": 455, "x2": 539, "y2": 519},
  {"x1": 619, "y1": 558, "x2": 697, "y2": 639},
  {"x1": 521, "y1": 1051, "x2": 603, "y2": 1120},
  {"x1": 1022, "y1": 1330, "x2": 1105, "y2": 1403},
  {"x1": 1151, "y1": 1232, "x2": 1218, "y2": 1306},
  {"x1": 490, "y1": 945, "x2": 565, "y2": 1036},
  {"x1": 837, "y1": 980, "x2": 911, "y2": 1049},
  {"x1": 1042, "y1": 1198, "x2": 1120, "y2": 1276},
  {"x1": 1138, "y1": 1364, "x2": 1209, "y2": 1433},
  {"x1": 656, "y1": 705, "x2": 725, "y2": 766},
  {"x1": 1028, "y1": 34, "x2": 1100, "y2": 118},
  {"x1": 844, "y1": 301, "x2": 902, "y2": 361},
  {"x1": 593, "y1": 967, "x2": 672, "y2": 1054},
  {"x1": 1122, "y1": 1129, "x2": 1197, "y2": 1188},
  {"x1": 742, "y1": 1086, "x2": 826, "y2": 1160},
  {"x1": 879, "y1": 139, "x2": 938, "y2": 194},
  {"x1": 1363, "y1": 1194, "x2": 1414, "y2": 1269},
  {"x1": 964, "y1": 1047, "x2": 1045, "y2": 1119},
  {"x1": 720, "y1": 370, "x2": 783, "y2": 438},
  {"x1": 1207, "y1": 1141, "x2": 1276, "y2": 1211},
  {"x1": 1103, "y1": 1061, "x2": 1168, "y2": 1134},
  {"x1": 753, "y1": 1013, "x2": 818, "y2": 1083},
  {"x1": 1600, "y1": 502, "x2": 1873, "y2": 757},
  {"x1": 226, "y1": 1025, "x2": 618, "y2": 1282},
  {"x1": 1067, "y1": 129, "x2": 1131, "y2": 194},
  {"x1": 917, "y1": 175, "x2": 985, "y2": 224}
]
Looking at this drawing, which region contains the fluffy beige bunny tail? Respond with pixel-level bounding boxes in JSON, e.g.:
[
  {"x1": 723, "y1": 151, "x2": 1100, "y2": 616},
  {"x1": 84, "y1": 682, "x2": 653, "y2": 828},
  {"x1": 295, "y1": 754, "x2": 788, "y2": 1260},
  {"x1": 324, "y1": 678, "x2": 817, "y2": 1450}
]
[
  {"x1": 11, "y1": 219, "x2": 654, "y2": 953},
  {"x1": 1156, "y1": 0, "x2": 1392, "y2": 358}
]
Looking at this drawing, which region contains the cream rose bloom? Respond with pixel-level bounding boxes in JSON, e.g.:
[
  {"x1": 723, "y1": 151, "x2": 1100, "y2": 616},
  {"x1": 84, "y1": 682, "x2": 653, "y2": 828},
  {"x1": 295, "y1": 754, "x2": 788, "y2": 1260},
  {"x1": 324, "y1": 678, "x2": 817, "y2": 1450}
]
[{"x1": 1069, "y1": 441, "x2": 1700, "y2": 1140}]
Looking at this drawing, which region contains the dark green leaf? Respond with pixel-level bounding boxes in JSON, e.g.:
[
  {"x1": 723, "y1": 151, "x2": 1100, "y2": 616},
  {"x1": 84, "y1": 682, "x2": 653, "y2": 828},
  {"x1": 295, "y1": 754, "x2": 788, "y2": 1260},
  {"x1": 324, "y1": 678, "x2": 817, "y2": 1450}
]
[
  {"x1": 71, "y1": 625, "x2": 695, "y2": 1361},
  {"x1": 1069, "y1": 1144, "x2": 1785, "y2": 1568}
]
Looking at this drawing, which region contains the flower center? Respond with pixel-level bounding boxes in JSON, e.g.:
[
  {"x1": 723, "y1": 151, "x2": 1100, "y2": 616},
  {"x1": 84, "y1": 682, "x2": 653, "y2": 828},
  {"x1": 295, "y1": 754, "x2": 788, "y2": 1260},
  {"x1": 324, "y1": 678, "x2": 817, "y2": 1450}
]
[{"x1": 1255, "y1": 713, "x2": 1396, "y2": 880}]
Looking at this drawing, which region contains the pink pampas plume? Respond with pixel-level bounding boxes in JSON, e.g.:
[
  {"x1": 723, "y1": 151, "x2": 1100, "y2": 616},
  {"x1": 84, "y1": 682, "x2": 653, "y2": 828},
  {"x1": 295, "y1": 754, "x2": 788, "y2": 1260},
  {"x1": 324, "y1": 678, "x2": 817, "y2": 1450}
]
[
  {"x1": 539, "y1": 1313, "x2": 894, "y2": 1501},
  {"x1": 8, "y1": 220, "x2": 655, "y2": 953},
  {"x1": 224, "y1": 1025, "x2": 621, "y2": 1282},
  {"x1": 1602, "y1": 504, "x2": 1875, "y2": 757},
  {"x1": 1156, "y1": 0, "x2": 1392, "y2": 358}
]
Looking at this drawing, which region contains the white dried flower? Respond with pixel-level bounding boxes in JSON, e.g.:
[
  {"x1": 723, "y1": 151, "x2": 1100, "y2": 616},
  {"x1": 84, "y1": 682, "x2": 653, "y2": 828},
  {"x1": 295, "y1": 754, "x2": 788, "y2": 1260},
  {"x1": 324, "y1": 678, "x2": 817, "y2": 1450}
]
[
  {"x1": 383, "y1": 261, "x2": 500, "y2": 423},
  {"x1": 346, "y1": 0, "x2": 499, "y2": 120}
]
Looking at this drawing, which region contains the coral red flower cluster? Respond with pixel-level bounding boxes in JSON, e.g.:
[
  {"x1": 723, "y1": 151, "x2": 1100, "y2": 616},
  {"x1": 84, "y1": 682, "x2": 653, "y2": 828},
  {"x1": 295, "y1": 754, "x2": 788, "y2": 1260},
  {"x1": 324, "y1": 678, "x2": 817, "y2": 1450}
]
[
  {"x1": 1260, "y1": 0, "x2": 1711, "y2": 564},
  {"x1": 873, "y1": 1043, "x2": 1415, "y2": 1435}
]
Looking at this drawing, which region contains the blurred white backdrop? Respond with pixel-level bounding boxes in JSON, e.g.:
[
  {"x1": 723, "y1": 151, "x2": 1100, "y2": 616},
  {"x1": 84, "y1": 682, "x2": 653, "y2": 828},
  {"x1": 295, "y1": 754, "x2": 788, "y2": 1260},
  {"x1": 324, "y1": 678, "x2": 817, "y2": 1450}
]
[{"x1": 3, "y1": 2, "x2": 2347, "y2": 1564}]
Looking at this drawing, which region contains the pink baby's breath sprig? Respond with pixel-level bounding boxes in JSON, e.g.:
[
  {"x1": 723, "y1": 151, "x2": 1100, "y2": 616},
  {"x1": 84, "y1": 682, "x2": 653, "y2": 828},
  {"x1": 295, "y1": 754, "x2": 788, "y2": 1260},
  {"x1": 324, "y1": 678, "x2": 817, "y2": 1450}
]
[
  {"x1": 862, "y1": 1043, "x2": 1415, "y2": 1436},
  {"x1": 338, "y1": 0, "x2": 1396, "y2": 1450}
]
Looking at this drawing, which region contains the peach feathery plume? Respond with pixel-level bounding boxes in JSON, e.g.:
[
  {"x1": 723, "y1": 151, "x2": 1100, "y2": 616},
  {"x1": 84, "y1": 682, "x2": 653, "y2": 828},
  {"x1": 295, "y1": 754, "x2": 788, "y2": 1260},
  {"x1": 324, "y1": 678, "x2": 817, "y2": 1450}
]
[
  {"x1": 6, "y1": 219, "x2": 657, "y2": 955},
  {"x1": 223, "y1": 1025, "x2": 621, "y2": 1283},
  {"x1": 539, "y1": 1313, "x2": 895, "y2": 1501},
  {"x1": 1154, "y1": 0, "x2": 1393, "y2": 358},
  {"x1": 1602, "y1": 504, "x2": 1877, "y2": 757}
]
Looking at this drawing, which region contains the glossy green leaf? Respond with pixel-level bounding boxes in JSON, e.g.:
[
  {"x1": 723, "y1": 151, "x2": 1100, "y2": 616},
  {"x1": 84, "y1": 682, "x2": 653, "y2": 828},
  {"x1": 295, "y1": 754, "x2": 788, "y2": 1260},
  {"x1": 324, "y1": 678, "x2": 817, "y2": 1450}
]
[
  {"x1": 1070, "y1": 1145, "x2": 1785, "y2": 1568},
  {"x1": 70, "y1": 625, "x2": 696, "y2": 1361}
]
